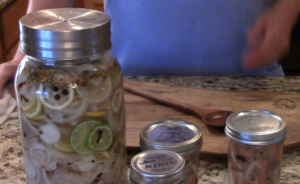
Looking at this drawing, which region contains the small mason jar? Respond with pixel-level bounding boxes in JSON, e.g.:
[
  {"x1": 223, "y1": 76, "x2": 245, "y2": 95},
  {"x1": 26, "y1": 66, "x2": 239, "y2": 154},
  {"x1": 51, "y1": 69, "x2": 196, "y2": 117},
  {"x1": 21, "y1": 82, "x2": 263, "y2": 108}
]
[
  {"x1": 130, "y1": 150, "x2": 187, "y2": 184},
  {"x1": 140, "y1": 120, "x2": 202, "y2": 183},
  {"x1": 15, "y1": 8, "x2": 128, "y2": 184},
  {"x1": 225, "y1": 110, "x2": 286, "y2": 184}
]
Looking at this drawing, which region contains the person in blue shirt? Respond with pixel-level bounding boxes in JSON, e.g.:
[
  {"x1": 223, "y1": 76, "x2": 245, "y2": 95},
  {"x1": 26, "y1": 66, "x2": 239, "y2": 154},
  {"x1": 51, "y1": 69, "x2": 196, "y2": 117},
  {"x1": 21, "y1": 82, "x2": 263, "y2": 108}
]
[{"x1": 0, "y1": 0, "x2": 300, "y2": 97}]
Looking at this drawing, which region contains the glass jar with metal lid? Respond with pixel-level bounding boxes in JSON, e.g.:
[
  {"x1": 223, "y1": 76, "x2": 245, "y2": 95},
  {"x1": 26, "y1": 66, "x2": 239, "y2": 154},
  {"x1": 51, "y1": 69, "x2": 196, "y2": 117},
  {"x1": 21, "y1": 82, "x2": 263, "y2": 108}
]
[
  {"x1": 225, "y1": 110, "x2": 287, "y2": 184},
  {"x1": 15, "y1": 8, "x2": 127, "y2": 184},
  {"x1": 130, "y1": 150, "x2": 187, "y2": 184},
  {"x1": 140, "y1": 120, "x2": 202, "y2": 183}
]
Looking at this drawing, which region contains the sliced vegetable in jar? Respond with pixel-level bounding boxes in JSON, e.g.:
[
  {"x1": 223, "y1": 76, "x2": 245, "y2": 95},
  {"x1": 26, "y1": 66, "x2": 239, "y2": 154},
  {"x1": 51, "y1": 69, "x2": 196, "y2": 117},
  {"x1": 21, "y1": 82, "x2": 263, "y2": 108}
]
[
  {"x1": 72, "y1": 155, "x2": 97, "y2": 172},
  {"x1": 94, "y1": 53, "x2": 114, "y2": 70},
  {"x1": 29, "y1": 114, "x2": 46, "y2": 120},
  {"x1": 53, "y1": 141, "x2": 75, "y2": 153},
  {"x1": 84, "y1": 110, "x2": 107, "y2": 117},
  {"x1": 48, "y1": 144, "x2": 79, "y2": 164},
  {"x1": 18, "y1": 82, "x2": 39, "y2": 111},
  {"x1": 29, "y1": 143, "x2": 51, "y2": 167},
  {"x1": 69, "y1": 120, "x2": 101, "y2": 154},
  {"x1": 39, "y1": 124, "x2": 61, "y2": 145},
  {"x1": 111, "y1": 88, "x2": 123, "y2": 113},
  {"x1": 76, "y1": 75, "x2": 112, "y2": 103},
  {"x1": 38, "y1": 84, "x2": 75, "y2": 110},
  {"x1": 23, "y1": 98, "x2": 43, "y2": 119},
  {"x1": 86, "y1": 125, "x2": 113, "y2": 151},
  {"x1": 44, "y1": 95, "x2": 88, "y2": 124},
  {"x1": 44, "y1": 117, "x2": 70, "y2": 136},
  {"x1": 25, "y1": 159, "x2": 42, "y2": 184},
  {"x1": 76, "y1": 63, "x2": 98, "y2": 76},
  {"x1": 20, "y1": 114, "x2": 39, "y2": 139}
]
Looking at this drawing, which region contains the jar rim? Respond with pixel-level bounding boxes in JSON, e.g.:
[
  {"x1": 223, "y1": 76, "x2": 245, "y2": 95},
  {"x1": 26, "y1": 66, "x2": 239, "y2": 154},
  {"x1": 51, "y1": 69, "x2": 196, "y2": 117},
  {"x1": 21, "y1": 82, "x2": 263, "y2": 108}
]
[{"x1": 225, "y1": 110, "x2": 286, "y2": 145}]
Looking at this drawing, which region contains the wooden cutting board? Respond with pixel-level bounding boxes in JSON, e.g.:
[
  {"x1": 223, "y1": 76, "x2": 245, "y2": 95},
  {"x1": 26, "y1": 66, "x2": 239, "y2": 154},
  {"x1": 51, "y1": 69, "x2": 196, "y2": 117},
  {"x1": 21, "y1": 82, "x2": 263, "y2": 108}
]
[{"x1": 124, "y1": 81, "x2": 300, "y2": 155}]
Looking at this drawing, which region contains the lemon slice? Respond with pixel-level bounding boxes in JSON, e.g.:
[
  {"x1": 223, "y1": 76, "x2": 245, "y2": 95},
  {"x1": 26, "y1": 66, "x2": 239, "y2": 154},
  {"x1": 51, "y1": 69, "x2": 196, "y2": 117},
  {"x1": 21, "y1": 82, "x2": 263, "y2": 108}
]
[
  {"x1": 76, "y1": 76, "x2": 112, "y2": 103},
  {"x1": 29, "y1": 114, "x2": 45, "y2": 120},
  {"x1": 20, "y1": 95, "x2": 37, "y2": 112},
  {"x1": 69, "y1": 120, "x2": 101, "y2": 154},
  {"x1": 38, "y1": 84, "x2": 74, "y2": 110},
  {"x1": 87, "y1": 125, "x2": 113, "y2": 151},
  {"x1": 53, "y1": 141, "x2": 75, "y2": 153},
  {"x1": 23, "y1": 98, "x2": 42, "y2": 119},
  {"x1": 84, "y1": 111, "x2": 107, "y2": 117},
  {"x1": 44, "y1": 96, "x2": 88, "y2": 124},
  {"x1": 100, "y1": 151, "x2": 111, "y2": 158}
]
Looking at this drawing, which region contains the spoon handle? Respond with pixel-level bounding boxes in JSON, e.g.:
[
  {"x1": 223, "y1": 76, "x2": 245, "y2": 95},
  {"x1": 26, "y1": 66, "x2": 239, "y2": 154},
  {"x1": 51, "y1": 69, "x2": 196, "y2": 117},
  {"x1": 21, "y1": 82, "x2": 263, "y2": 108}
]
[{"x1": 123, "y1": 82, "x2": 205, "y2": 118}]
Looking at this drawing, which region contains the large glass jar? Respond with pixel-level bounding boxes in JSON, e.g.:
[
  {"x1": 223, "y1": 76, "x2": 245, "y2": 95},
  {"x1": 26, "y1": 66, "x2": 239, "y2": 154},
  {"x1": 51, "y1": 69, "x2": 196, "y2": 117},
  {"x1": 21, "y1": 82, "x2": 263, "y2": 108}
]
[
  {"x1": 15, "y1": 8, "x2": 128, "y2": 184},
  {"x1": 225, "y1": 110, "x2": 286, "y2": 184}
]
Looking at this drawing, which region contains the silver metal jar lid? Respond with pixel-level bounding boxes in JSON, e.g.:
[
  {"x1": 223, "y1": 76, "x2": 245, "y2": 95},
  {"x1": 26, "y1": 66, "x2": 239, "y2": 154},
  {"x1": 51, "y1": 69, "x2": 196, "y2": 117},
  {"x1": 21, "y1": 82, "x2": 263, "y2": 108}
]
[
  {"x1": 225, "y1": 110, "x2": 286, "y2": 145},
  {"x1": 140, "y1": 120, "x2": 202, "y2": 153},
  {"x1": 19, "y1": 8, "x2": 111, "y2": 60},
  {"x1": 130, "y1": 150, "x2": 186, "y2": 184}
]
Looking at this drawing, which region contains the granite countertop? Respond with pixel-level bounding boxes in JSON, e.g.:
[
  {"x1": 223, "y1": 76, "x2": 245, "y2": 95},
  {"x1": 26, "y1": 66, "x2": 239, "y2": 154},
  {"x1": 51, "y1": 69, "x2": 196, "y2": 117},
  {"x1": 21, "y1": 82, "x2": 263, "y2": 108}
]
[{"x1": 1, "y1": 76, "x2": 300, "y2": 184}]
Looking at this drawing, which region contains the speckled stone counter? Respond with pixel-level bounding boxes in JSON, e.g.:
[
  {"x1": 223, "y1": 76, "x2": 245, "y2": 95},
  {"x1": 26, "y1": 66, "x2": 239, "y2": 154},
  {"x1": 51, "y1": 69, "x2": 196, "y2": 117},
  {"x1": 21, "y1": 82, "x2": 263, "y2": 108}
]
[{"x1": 1, "y1": 76, "x2": 300, "y2": 184}]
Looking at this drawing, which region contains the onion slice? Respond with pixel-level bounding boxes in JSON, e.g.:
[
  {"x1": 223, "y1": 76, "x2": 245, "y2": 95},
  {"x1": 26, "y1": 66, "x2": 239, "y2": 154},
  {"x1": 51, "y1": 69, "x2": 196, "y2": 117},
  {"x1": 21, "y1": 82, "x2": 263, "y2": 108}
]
[
  {"x1": 30, "y1": 143, "x2": 51, "y2": 167},
  {"x1": 24, "y1": 158, "x2": 42, "y2": 184}
]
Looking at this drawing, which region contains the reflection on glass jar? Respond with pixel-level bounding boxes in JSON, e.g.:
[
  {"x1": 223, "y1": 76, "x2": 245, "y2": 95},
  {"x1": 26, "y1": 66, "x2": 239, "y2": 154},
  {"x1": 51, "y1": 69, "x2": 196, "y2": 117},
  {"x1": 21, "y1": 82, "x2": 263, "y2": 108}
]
[
  {"x1": 16, "y1": 8, "x2": 128, "y2": 184},
  {"x1": 225, "y1": 110, "x2": 286, "y2": 184}
]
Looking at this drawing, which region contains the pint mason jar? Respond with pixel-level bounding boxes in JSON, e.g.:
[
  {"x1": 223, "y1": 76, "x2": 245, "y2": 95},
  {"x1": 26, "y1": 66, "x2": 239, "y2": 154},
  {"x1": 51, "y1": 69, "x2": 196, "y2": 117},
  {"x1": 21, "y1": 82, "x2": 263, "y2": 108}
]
[
  {"x1": 140, "y1": 120, "x2": 202, "y2": 183},
  {"x1": 129, "y1": 150, "x2": 187, "y2": 184},
  {"x1": 225, "y1": 110, "x2": 286, "y2": 184},
  {"x1": 15, "y1": 8, "x2": 128, "y2": 184}
]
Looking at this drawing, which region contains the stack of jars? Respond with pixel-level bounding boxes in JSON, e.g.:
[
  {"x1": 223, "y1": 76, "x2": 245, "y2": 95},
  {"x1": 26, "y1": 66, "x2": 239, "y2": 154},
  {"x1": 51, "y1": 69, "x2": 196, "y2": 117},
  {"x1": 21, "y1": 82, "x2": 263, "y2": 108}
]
[{"x1": 129, "y1": 120, "x2": 203, "y2": 184}]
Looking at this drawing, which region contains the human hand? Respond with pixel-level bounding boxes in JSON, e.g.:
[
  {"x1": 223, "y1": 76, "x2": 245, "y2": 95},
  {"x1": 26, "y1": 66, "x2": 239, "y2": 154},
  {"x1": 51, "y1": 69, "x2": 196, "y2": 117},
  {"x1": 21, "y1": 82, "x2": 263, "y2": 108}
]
[
  {"x1": 242, "y1": 1, "x2": 300, "y2": 70},
  {"x1": 0, "y1": 59, "x2": 20, "y2": 99}
]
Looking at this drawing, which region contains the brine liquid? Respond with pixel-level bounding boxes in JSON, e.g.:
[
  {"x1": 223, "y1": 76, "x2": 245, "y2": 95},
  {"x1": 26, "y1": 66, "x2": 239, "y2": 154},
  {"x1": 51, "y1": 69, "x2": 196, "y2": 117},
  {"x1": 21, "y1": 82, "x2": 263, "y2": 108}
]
[
  {"x1": 16, "y1": 53, "x2": 128, "y2": 184},
  {"x1": 228, "y1": 140, "x2": 283, "y2": 184}
]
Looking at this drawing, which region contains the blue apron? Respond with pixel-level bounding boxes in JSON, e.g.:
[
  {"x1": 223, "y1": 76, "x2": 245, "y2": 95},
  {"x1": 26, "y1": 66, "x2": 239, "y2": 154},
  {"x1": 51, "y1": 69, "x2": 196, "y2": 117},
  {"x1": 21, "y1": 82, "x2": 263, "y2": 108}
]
[{"x1": 105, "y1": 0, "x2": 284, "y2": 76}]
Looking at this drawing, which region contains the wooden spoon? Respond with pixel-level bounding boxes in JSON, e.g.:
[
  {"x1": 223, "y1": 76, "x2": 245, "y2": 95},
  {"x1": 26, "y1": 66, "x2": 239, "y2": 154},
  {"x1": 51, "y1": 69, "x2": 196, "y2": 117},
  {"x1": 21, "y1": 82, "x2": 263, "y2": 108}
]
[{"x1": 123, "y1": 82, "x2": 234, "y2": 127}]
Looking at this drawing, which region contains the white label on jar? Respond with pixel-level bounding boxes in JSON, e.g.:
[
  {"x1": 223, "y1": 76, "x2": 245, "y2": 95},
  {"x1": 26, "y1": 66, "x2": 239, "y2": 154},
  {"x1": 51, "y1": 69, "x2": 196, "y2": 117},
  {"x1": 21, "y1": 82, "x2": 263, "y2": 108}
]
[
  {"x1": 137, "y1": 153, "x2": 180, "y2": 174},
  {"x1": 147, "y1": 125, "x2": 195, "y2": 144}
]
